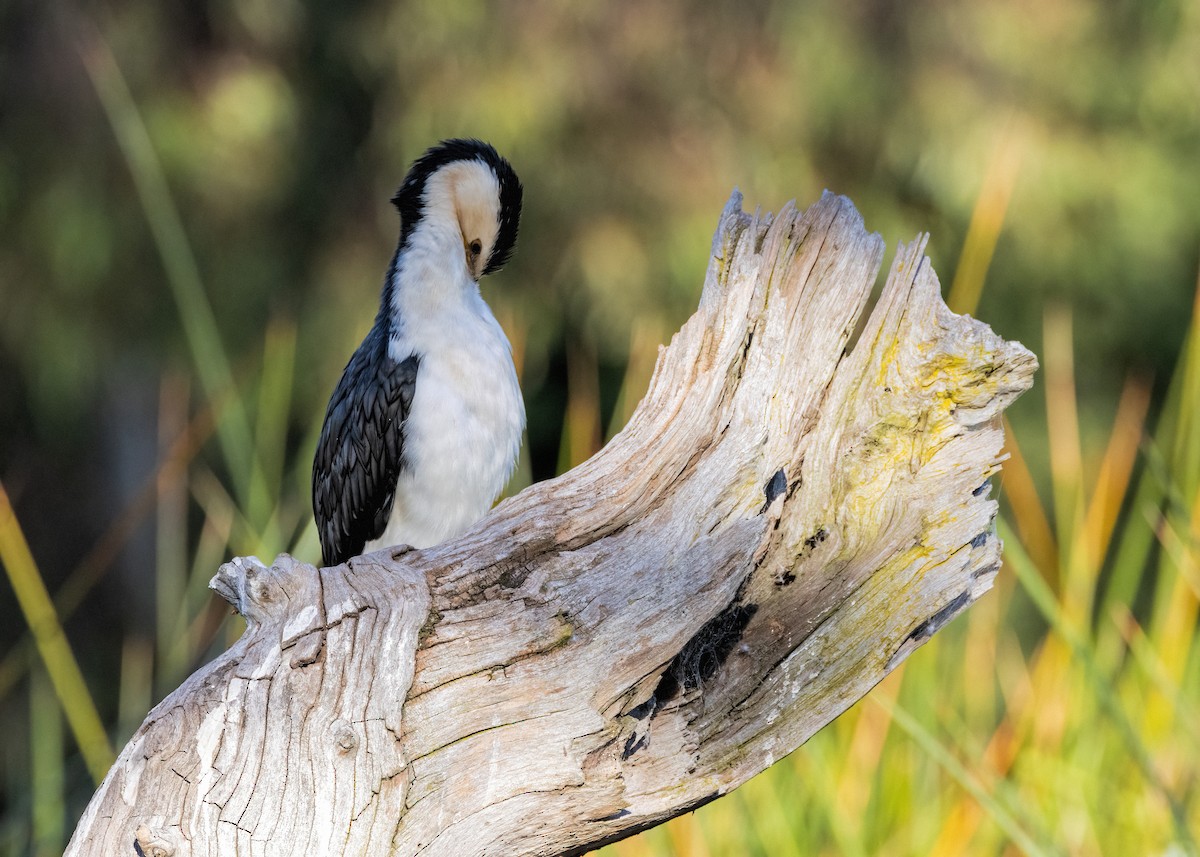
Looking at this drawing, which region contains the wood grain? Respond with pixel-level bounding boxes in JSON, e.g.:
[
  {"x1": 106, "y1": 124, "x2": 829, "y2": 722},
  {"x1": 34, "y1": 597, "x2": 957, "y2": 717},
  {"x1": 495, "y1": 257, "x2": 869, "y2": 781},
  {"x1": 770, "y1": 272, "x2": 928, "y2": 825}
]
[{"x1": 66, "y1": 191, "x2": 1037, "y2": 857}]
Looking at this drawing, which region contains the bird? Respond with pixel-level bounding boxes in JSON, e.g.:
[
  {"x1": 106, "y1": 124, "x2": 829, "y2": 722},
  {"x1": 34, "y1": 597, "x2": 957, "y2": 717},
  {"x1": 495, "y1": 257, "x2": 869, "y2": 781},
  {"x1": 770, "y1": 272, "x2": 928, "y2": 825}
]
[{"x1": 312, "y1": 138, "x2": 525, "y2": 568}]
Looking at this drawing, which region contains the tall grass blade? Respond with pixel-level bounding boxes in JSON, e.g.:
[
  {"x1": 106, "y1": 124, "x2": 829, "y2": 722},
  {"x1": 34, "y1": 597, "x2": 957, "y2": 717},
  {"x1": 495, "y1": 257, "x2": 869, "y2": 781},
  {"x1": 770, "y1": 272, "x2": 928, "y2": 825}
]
[
  {"x1": 30, "y1": 664, "x2": 64, "y2": 857},
  {"x1": 947, "y1": 122, "x2": 1023, "y2": 317},
  {"x1": 835, "y1": 668, "x2": 904, "y2": 843},
  {"x1": 190, "y1": 466, "x2": 257, "y2": 558},
  {"x1": 291, "y1": 407, "x2": 328, "y2": 559},
  {"x1": 156, "y1": 374, "x2": 190, "y2": 691},
  {"x1": 1146, "y1": 512, "x2": 1200, "y2": 723},
  {"x1": 1000, "y1": 422, "x2": 1059, "y2": 584},
  {"x1": 1100, "y1": 447, "x2": 1166, "y2": 622},
  {"x1": 1000, "y1": 518, "x2": 1198, "y2": 852},
  {"x1": 0, "y1": 396, "x2": 215, "y2": 703},
  {"x1": 1078, "y1": 375, "x2": 1151, "y2": 570},
  {"x1": 0, "y1": 479, "x2": 114, "y2": 783},
  {"x1": 1108, "y1": 272, "x2": 1200, "y2": 629},
  {"x1": 1043, "y1": 307, "x2": 1090, "y2": 624},
  {"x1": 1110, "y1": 605, "x2": 1200, "y2": 747},
  {"x1": 559, "y1": 340, "x2": 602, "y2": 473},
  {"x1": 607, "y1": 318, "x2": 663, "y2": 441},
  {"x1": 247, "y1": 316, "x2": 297, "y2": 552},
  {"x1": 877, "y1": 695, "x2": 1058, "y2": 857},
  {"x1": 76, "y1": 25, "x2": 265, "y2": 510},
  {"x1": 290, "y1": 519, "x2": 322, "y2": 566},
  {"x1": 1172, "y1": 268, "x2": 1200, "y2": 496},
  {"x1": 1142, "y1": 272, "x2": 1200, "y2": 707},
  {"x1": 167, "y1": 503, "x2": 234, "y2": 672},
  {"x1": 117, "y1": 636, "x2": 154, "y2": 745}
]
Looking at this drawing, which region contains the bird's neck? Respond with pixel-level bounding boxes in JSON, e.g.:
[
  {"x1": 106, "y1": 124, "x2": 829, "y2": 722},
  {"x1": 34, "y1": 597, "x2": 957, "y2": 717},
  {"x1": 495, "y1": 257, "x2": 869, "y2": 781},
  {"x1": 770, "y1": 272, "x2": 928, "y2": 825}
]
[{"x1": 378, "y1": 220, "x2": 482, "y2": 341}]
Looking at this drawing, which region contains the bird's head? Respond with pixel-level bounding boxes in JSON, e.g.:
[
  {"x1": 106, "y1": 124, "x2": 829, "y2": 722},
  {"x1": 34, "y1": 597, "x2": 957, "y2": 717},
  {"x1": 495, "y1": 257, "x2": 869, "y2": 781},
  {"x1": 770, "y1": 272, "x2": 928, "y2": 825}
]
[{"x1": 391, "y1": 139, "x2": 523, "y2": 282}]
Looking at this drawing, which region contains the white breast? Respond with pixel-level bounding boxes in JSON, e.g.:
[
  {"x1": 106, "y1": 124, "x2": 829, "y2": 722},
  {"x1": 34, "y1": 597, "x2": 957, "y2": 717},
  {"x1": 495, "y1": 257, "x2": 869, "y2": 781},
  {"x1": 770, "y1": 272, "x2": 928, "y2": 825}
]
[{"x1": 367, "y1": 279, "x2": 524, "y2": 552}]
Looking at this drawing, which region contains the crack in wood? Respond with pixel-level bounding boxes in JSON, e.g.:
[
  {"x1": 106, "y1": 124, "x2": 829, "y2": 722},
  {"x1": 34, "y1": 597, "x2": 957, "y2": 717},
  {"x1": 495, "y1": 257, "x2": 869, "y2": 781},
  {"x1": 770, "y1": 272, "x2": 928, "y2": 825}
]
[
  {"x1": 406, "y1": 710, "x2": 566, "y2": 765},
  {"x1": 656, "y1": 601, "x2": 759, "y2": 702},
  {"x1": 760, "y1": 468, "x2": 788, "y2": 513}
]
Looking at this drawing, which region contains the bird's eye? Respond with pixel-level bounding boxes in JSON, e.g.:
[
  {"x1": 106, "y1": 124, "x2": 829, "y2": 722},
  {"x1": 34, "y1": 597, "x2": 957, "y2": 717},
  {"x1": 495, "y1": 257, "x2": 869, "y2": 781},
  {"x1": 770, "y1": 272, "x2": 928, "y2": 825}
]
[{"x1": 469, "y1": 239, "x2": 483, "y2": 257}]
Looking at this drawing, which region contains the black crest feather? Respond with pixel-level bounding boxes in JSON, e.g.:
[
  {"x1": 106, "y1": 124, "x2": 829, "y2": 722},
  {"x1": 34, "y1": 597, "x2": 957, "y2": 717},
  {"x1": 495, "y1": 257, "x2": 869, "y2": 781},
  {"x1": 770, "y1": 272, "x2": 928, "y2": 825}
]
[{"x1": 390, "y1": 138, "x2": 522, "y2": 274}]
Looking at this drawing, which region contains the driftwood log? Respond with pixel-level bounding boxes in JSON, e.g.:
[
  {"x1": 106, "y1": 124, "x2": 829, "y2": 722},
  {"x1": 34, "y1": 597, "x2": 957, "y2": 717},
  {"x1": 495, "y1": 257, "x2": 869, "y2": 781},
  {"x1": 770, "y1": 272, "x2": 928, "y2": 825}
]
[{"x1": 67, "y1": 191, "x2": 1036, "y2": 856}]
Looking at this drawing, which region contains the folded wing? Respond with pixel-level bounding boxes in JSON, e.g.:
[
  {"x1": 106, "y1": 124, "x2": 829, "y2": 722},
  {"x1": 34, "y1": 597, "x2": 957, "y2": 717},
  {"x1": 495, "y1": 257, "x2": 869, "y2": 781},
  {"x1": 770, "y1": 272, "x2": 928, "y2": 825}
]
[{"x1": 312, "y1": 325, "x2": 419, "y2": 567}]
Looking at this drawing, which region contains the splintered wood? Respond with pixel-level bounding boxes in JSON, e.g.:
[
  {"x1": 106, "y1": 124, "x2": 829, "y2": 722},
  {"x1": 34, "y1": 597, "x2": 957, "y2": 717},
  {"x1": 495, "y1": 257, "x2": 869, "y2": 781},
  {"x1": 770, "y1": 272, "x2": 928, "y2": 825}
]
[{"x1": 67, "y1": 192, "x2": 1036, "y2": 857}]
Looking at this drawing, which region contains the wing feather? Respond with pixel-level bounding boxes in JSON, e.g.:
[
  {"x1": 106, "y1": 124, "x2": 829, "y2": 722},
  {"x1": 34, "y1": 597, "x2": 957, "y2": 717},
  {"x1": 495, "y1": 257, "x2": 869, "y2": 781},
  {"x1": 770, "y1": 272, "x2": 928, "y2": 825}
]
[{"x1": 312, "y1": 325, "x2": 419, "y2": 566}]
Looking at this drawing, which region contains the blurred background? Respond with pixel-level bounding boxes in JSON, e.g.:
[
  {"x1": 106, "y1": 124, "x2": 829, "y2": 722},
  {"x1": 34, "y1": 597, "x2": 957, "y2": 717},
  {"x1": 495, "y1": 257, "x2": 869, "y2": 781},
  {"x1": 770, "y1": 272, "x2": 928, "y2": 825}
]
[{"x1": 2, "y1": 0, "x2": 1199, "y2": 854}]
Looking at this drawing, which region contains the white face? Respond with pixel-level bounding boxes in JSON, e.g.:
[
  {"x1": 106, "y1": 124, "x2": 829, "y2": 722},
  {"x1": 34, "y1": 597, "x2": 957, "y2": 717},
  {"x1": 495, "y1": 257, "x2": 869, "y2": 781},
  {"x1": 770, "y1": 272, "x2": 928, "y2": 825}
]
[{"x1": 426, "y1": 160, "x2": 502, "y2": 281}]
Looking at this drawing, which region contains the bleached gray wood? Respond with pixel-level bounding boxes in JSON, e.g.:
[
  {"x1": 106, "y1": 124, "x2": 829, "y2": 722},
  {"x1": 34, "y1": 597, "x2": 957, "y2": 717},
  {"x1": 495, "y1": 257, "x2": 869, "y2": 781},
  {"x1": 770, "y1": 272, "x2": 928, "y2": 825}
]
[{"x1": 66, "y1": 191, "x2": 1037, "y2": 857}]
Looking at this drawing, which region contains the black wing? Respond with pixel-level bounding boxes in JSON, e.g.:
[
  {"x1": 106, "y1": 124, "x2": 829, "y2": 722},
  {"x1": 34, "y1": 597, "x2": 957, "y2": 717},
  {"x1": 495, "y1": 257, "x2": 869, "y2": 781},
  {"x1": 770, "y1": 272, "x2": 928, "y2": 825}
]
[{"x1": 312, "y1": 324, "x2": 419, "y2": 567}]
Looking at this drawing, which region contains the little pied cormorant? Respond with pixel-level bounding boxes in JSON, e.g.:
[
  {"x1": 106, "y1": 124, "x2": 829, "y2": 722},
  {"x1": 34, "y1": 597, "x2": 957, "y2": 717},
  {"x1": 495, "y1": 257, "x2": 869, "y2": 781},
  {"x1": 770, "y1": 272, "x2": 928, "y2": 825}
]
[{"x1": 312, "y1": 139, "x2": 525, "y2": 567}]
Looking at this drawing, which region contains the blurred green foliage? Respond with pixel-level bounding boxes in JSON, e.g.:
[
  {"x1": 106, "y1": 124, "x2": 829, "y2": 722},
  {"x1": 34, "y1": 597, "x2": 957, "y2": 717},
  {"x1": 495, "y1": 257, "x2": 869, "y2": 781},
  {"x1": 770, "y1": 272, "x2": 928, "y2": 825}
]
[{"x1": 1, "y1": 0, "x2": 1199, "y2": 853}]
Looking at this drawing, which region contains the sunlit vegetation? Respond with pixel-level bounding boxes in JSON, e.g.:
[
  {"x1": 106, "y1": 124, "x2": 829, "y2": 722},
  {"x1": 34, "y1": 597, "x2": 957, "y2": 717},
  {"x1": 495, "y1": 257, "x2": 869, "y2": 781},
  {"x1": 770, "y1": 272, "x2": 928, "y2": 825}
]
[{"x1": 2, "y1": 1, "x2": 1199, "y2": 854}]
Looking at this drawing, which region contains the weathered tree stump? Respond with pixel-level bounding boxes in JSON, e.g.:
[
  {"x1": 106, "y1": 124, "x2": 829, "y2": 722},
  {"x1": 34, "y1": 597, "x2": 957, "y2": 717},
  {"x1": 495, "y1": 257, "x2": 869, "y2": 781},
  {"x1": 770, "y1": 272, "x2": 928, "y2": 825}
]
[{"x1": 67, "y1": 191, "x2": 1036, "y2": 856}]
